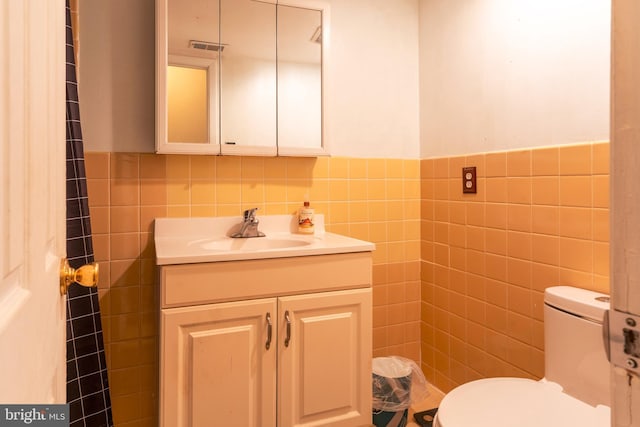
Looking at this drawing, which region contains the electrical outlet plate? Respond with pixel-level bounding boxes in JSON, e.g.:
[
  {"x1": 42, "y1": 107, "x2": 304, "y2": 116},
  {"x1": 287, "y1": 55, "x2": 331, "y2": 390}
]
[{"x1": 462, "y1": 166, "x2": 477, "y2": 194}]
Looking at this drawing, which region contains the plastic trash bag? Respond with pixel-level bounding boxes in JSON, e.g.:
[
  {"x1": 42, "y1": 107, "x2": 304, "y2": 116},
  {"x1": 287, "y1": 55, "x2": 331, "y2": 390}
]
[{"x1": 372, "y1": 356, "x2": 430, "y2": 412}]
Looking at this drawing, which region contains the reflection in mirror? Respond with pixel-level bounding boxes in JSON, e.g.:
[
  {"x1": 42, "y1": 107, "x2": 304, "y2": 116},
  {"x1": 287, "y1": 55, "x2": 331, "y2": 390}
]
[
  {"x1": 277, "y1": 4, "x2": 322, "y2": 153},
  {"x1": 220, "y1": 0, "x2": 277, "y2": 155},
  {"x1": 168, "y1": 66, "x2": 206, "y2": 143},
  {"x1": 167, "y1": 56, "x2": 218, "y2": 145}
]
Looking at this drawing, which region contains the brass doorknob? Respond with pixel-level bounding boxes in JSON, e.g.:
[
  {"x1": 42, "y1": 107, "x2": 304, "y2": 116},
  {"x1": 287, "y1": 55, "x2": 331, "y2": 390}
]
[{"x1": 60, "y1": 259, "x2": 99, "y2": 295}]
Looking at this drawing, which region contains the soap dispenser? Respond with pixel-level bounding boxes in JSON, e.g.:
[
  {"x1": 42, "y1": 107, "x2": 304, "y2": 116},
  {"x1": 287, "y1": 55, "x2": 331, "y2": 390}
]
[{"x1": 297, "y1": 196, "x2": 315, "y2": 234}]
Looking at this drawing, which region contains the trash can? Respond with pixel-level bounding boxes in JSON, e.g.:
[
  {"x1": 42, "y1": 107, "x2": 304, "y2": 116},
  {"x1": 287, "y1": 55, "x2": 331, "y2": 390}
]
[{"x1": 372, "y1": 357, "x2": 414, "y2": 427}]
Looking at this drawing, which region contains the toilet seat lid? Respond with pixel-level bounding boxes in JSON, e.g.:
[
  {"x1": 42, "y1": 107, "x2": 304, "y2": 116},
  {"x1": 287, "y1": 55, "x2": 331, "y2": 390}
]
[{"x1": 436, "y1": 377, "x2": 610, "y2": 427}]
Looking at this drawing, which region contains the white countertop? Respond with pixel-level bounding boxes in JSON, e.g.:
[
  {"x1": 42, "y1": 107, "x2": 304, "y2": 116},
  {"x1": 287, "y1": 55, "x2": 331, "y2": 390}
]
[{"x1": 154, "y1": 214, "x2": 375, "y2": 265}]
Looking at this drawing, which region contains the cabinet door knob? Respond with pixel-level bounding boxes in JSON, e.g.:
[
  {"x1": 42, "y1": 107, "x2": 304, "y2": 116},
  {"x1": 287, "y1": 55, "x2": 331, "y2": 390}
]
[
  {"x1": 265, "y1": 312, "x2": 273, "y2": 350},
  {"x1": 284, "y1": 310, "x2": 291, "y2": 347}
]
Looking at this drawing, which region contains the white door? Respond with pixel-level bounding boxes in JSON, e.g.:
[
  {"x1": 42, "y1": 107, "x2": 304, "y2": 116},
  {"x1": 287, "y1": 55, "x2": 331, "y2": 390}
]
[
  {"x1": 0, "y1": 0, "x2": 66, "y2": 403},
  {"x1": 611, "y1": 1, "x2": 640, "y2": 426}
]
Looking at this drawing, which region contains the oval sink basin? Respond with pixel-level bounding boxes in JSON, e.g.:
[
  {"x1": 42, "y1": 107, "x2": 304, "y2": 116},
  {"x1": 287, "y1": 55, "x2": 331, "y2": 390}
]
[{"x1": 190, "y1": 237, "x2": 312, "y2": 252}]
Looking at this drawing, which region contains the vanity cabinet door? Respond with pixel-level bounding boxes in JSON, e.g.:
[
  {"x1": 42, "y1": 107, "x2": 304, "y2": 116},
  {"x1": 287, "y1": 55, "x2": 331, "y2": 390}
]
[
  {"x1": 160, "y1": 298, "x2": 277, "y2": 427},
  {"x1": 277, "y1": 288, "x2": 372, "y2": 427}
]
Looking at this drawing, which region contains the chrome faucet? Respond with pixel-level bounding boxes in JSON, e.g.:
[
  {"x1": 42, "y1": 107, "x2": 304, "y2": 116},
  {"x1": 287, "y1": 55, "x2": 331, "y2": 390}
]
[{"x1": 231, "y1": 208, "x2": 265, "y2": 238}]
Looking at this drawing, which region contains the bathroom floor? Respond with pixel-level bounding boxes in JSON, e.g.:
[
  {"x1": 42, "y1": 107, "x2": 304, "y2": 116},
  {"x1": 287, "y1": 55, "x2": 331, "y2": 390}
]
[{"x1": 407, "y1": 384, "x2": 445, "y2": 427}]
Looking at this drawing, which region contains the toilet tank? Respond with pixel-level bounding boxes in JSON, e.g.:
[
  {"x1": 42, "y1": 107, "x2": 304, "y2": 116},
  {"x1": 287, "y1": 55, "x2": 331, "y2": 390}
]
[{"x1": 544, "y1": 286, "x2": 610, "y2": 407}]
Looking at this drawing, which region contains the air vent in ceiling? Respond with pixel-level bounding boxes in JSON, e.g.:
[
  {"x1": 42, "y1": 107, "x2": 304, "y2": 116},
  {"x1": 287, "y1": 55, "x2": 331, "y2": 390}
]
[{"x1": 189, "y1": 40, "x2": 225, "y2": 52}]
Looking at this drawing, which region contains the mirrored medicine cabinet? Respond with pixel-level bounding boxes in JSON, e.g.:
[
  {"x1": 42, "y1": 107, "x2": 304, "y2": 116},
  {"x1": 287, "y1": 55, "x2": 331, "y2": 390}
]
[{"x1": 156, "y1": 0, "x2": 329, "y2": 156}]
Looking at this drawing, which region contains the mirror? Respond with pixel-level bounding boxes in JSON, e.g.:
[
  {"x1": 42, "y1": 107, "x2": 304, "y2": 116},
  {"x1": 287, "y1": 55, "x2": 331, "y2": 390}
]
[
  {"x1": 157, "y1": 0, "x2": 221, "y2": 154},
  {"x1": 219, "y1": 0, "x2": 277, "y2": 156},
  {"x1": 156, "y1": 0, "x2": 329, "y2": 156},
  {"x1": 277, "y1": 3, "x2": 323, "y2": 156}
]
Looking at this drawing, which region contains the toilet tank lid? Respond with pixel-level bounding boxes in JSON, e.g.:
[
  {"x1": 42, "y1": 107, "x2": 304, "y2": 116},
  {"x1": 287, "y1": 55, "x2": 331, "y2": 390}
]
[{"x1": 544, "y1": 286, "x2": 609, "y2": 322}]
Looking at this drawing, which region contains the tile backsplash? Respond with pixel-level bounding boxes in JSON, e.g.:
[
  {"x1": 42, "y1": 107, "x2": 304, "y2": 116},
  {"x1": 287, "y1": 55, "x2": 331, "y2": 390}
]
[{"x1": 86, "y1": 153, "x2": 421, "y2": 426}]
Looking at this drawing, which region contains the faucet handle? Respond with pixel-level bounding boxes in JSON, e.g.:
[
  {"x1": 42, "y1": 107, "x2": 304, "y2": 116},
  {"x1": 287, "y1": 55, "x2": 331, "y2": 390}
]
[{"x1": 243, "y1": 207, "x2": 259, "y2": 221}]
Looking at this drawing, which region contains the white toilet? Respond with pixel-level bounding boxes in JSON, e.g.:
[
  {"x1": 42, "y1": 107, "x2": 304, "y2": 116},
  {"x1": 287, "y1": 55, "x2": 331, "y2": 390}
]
[{"x1": 434, "y1": 286, "x2": 611, "y2": 427}]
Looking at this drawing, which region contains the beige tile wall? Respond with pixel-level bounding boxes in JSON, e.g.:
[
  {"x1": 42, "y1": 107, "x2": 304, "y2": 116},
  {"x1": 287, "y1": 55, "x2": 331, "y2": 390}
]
[
  {"x1": 84, "y1": 142, "x2": 608, "y2": 424},
  {"x1": 420, "y1": 142, "x2": 610, "y2": 392},
  {"x1": 85, "y1": 152, "x2": 421, "y2": 426}
]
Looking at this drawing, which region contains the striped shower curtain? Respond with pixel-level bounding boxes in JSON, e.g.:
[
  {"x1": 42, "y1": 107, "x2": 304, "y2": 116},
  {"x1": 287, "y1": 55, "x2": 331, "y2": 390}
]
[{"x1": 65, "y1": 1, "x2": 113, "y2": 426}]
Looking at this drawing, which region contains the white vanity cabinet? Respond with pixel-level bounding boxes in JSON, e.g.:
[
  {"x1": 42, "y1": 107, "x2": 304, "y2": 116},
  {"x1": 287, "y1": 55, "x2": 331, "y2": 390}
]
[{"x1": 158, "y1": 252, "x2": 373, "y2": 427}]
